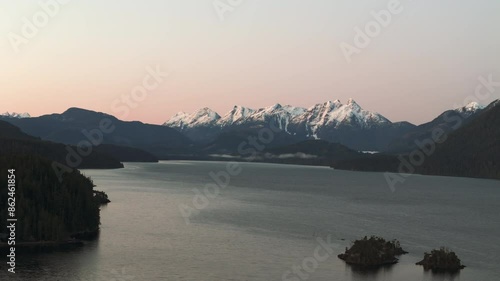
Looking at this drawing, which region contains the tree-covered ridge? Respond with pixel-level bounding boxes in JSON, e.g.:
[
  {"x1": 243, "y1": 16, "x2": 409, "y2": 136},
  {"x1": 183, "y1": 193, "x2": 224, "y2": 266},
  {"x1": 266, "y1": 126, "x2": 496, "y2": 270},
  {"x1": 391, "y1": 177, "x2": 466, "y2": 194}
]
[
  {"x1": 0, "y1": 138, "x2": 124, "y2": 170},
  {"x1": 0, "y1": 120, "x2": 158, "y2": 169},
  {"x1": 417, "y1": 100, "x2": 500, "y2": 179},
  {"x1": 332, "y1": 100, "x2": 500, "y2": 180},
  {"x1": 0, "y1": 154, "x2": 101, "y2": 242},
  {"x1": 1, "y1": 108, "x2": 190, "y2": 159},
  {"x1": 0, "y1": 120, "x2": 38, "y2": 141}
]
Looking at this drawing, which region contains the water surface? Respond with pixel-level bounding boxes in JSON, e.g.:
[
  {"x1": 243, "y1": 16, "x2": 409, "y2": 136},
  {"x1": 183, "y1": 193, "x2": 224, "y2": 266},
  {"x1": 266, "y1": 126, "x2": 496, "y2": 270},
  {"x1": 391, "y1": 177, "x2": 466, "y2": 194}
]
[{"x1": 2, "y1": 161, "x2": 499, "y2": 280}]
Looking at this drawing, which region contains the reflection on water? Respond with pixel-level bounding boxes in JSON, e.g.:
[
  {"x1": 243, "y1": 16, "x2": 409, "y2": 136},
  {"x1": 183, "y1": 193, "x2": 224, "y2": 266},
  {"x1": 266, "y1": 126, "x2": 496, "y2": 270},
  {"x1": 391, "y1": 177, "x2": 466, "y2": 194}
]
[
  {"x1": 1, "y1": 161, "x2": 499, "y2": 280},
  {"x1": 423, "y1": 269, "x2": 461, "y2": 281},
  {"x1": 348, "y1": 263, "x2": 395, "y2": 275}
]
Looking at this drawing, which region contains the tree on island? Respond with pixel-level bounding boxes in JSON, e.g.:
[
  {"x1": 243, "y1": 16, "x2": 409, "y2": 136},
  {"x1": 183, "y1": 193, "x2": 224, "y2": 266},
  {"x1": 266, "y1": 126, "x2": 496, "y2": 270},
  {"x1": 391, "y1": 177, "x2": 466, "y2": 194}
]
[
  {"x1": 338, "y1": 236, "x2": 408, "y2": 267},
  {"x1": 94, "y1": 190, "x2": 111, "y2": 205},
  {"x1": 416, "y1": 247, "x2": 466, "y2": 271}
]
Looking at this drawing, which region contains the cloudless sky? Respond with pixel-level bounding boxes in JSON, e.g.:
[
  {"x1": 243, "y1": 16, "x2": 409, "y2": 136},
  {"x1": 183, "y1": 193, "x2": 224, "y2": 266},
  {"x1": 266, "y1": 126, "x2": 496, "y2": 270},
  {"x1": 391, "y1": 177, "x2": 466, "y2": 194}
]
[{"x1": 1, "y1": 0, "x2": 499, "y2": 125}]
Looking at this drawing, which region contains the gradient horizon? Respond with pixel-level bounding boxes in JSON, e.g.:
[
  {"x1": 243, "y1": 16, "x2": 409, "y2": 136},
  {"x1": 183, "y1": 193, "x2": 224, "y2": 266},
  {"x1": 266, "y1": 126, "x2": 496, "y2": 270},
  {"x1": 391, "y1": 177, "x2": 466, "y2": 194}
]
[{"x1": 1, "y1": 0, "x2": 499, "y2": 125}]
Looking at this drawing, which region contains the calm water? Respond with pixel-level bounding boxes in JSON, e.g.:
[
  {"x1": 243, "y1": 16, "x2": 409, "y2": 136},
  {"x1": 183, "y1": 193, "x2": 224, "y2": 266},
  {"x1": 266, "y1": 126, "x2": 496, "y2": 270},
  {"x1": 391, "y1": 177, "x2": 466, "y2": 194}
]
[{"x1": 2, "y1": 161, "x2": 499, "y2": 280}]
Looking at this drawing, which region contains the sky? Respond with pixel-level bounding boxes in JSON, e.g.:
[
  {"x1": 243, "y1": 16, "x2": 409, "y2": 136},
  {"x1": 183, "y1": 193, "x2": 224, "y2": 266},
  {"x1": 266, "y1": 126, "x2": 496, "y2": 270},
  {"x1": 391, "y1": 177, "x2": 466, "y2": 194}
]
[{"x1": 1, "y1": 0, "x2": 499, "y2": 125}]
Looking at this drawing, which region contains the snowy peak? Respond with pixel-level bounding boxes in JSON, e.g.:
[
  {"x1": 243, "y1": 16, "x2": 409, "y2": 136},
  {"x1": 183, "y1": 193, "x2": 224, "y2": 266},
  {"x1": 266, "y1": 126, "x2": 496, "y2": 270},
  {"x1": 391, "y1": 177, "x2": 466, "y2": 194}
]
[
  {"x1": 346, "y1": 98, "x2": 361, "y2": 110},
  {"x1": 1, "y1": 112, "x2": 31, "y2": 118},
  {"x1": 455, "y1": 102, "x2": 483, "y2": 112},
  {"x1": 244, "y1": 104, "x2": 307, "y2": 131},
  {"x1": 163, "y1": 112, "x2": 188, "y2": 127},
  {"x1": 293, "y1": 99, "x2": 391, "y2": 138},
  {"x1": 219, "y1": 106, "x2": 255, "y2": 126},
  {"x1": 301, "y1": 100, "x2": 343, "y2": 124},
  {"x1": 281, "y1": 105, "x2": 307, "y2": 116},
  {"x1": 454, "y1": 102, "x2": 484, "y2": 117},
  {"x1": 163, "y1": 99, "x2": 391, "y2": 134},
  {"x1": 164, "y1": 108, "x2": 220, "y2": 128},
  {"x1": 257, "y1": 103, "x2": 306, "y2": 117},
  {"x1": 192, "y1": 108, "x2": 221, "y2": 122},
  {"x1": 268, "y1": 103, "x2": 282, "y2": 111}
]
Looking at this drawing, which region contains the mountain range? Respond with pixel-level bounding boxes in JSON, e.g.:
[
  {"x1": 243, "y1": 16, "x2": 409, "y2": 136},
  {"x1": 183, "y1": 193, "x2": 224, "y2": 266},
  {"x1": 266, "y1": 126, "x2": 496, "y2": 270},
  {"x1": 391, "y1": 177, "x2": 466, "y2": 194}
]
[
  {"x1": 1, "y1": 99, "x2": 498, "y2": 181},
  {"x1": 163, "y1": 99, "x2": 484, "y2": 152},
  {"x1": 1, "y1": 108, "x2": 190, "y2": 159},
  {"x1": 1, "y1": 112, "x2": 31, "y2": 118},
  {"x1": 2, "y1": 100, "x2": 486, "y2": 156}
]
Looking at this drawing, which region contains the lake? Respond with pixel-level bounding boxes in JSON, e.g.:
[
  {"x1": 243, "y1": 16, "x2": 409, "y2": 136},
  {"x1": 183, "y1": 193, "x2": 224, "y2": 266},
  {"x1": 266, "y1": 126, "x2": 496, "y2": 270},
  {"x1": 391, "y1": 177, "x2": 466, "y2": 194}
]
[{"x1": 2, "y1": 161, "x2": 499, "y2": 280}]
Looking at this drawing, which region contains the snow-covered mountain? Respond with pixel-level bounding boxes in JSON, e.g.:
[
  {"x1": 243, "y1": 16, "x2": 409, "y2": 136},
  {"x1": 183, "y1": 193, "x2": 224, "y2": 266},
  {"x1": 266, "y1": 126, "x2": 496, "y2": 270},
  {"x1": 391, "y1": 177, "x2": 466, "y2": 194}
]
[
  {"x1": 218, "y1": 106, "x2": 255, "y2": 126},
  {"x1": 1, "y1": 112, "x2": 31, "y2": 119},
  {"x1": 163, "y1": 99, "x2": 489, "y2": 151},
  {"x1": 163, "y1": 99, "x2": 405, "y2": 150},
  {"x1": 288, "y1": 99, "x2": 391, "y2": 139},
  {"x1": 454, "y1": 102, "x2": 484, "y2": 117},
  {"x1": 165, "y1": 99, "x2": 389, "y2": 132},
  {"x1": 240, "y1": 103, "x2": 306, "y2": 132},
  {"x1": 164, "y1": 108, "x2": 221, "y2": 129}
]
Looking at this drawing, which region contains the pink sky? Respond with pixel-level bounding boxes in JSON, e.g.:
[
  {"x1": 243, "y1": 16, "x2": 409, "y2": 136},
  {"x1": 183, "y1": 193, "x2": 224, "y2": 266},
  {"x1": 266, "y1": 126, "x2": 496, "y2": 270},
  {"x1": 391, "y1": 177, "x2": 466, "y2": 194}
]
[{"x1": 1, "y1": 1, "x2": 499, "y2": 125}]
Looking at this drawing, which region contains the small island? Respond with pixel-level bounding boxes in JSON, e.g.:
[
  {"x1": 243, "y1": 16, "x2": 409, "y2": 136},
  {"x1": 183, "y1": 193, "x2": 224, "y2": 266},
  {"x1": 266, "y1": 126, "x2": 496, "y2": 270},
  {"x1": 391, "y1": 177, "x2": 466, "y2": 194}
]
[
  {"x1": 94, "y1": 190, "x2": 111, "y2": 205},
  {"x1": 338, "y1": 236, "x2": 408, "y2": 267},
  {"x1": 416, "y1": 247, "x2": 466, "y2": 271}
]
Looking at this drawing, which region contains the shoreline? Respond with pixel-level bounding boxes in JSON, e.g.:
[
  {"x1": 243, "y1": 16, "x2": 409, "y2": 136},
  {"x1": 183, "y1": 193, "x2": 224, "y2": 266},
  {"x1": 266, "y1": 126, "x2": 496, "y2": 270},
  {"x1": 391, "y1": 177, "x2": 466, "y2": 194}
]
[
  {"x1": 153, "y1": 158, "x2": 500, "y2": 182},
  {"x1": 0, "y1": 229, "x2": 99, "y2": 249},
  {"x1": 0, "y1": 240, "x2": 84, "y2": 249}
]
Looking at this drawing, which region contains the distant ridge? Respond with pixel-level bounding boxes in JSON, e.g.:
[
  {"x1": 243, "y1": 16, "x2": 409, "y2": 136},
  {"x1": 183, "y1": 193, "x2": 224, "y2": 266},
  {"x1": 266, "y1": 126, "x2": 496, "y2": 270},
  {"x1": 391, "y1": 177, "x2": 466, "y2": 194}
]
[
  {"x1": 1, "y1": 112, "x2": 31, "y2": 119},
  {"x1": 333, "y1": 100, "x2": 500, "y2": 181},
  {"x1": 0, "y1": 107, "x2": 190, "y2": 159},
  {"x1": 164, "y1": 99, "x2": 391, "y2": 133},
  {"x1": 164, "y1": 99, "x2": 413, "y2": 151},
  {"x1": 163, "y1": 99, "x2": 486, "y2": 152}
]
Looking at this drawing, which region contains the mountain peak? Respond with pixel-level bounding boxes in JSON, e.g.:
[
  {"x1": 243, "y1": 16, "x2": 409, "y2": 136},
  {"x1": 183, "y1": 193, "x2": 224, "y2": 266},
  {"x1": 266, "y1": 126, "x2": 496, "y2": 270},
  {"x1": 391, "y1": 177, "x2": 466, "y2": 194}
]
[
  {"x1": 346, "y1": 98, "x2": 361, "y2": 110},
  {"x1": 173, "y1": 112, "x2": 188, "y2": 117},
  {"x1": 219, "y1": 106, "x2": 255, "y2": 126},
  {"x1": 1, "y1": 112, "x2": 31, "y2": 119},
  {"x1": 269, "y1": 103, "x2": 282, "y2": 110},
  {"x1": 195, "y1": 107, "x2": 219, "y2": 115},
  {"x1": 164, "y1": 108, "x2": 220, "y2": 128},
  {"x1": 455, "y1": 102, "x2": 484, "y2": 116},
  {"x1": 192, "y1": 107, "x2": 221, "y2": 120},
  {"x1": 61, "y1": 107, "x2": 116, "y2": 121},
  {"x1": 230, "y1": 105, "x2": 254, "y2": 115},
  {"x1": 324, "y1": 100, "x2": 342, "y2": 110},
  {"x1": 464, "y1": 102, "x2": 481, "y2": 111},
  {"x1": 164, "y1": 99, "x2": 392, "y2": 133},
  {"x1": 347, "y1": 98, "x2": 357, "y2": 105}
]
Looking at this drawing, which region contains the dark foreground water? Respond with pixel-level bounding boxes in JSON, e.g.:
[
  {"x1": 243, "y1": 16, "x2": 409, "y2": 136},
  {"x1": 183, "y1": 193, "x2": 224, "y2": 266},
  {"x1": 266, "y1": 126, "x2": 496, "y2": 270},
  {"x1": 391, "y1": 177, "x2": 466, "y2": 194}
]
[{"x1": 1, "y1": 161, "x2": 499, "y2": 280}]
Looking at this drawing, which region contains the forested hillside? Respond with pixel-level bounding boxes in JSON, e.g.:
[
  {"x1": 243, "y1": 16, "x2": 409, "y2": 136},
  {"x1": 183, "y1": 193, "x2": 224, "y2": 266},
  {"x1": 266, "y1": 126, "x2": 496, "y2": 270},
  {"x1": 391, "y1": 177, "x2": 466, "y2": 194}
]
[
  {"x1": 417, "y1": 101, "x2": 500, "y2": 179},
  {"x1": 0, "y1": 155, "x2": 100, "y2": 242},
  {"x1": 333, "y1": 100, "x2": 500, "y2": 181},
  {"x1": 0, "y1": 121, "x2": 111, "y2": 243}
]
